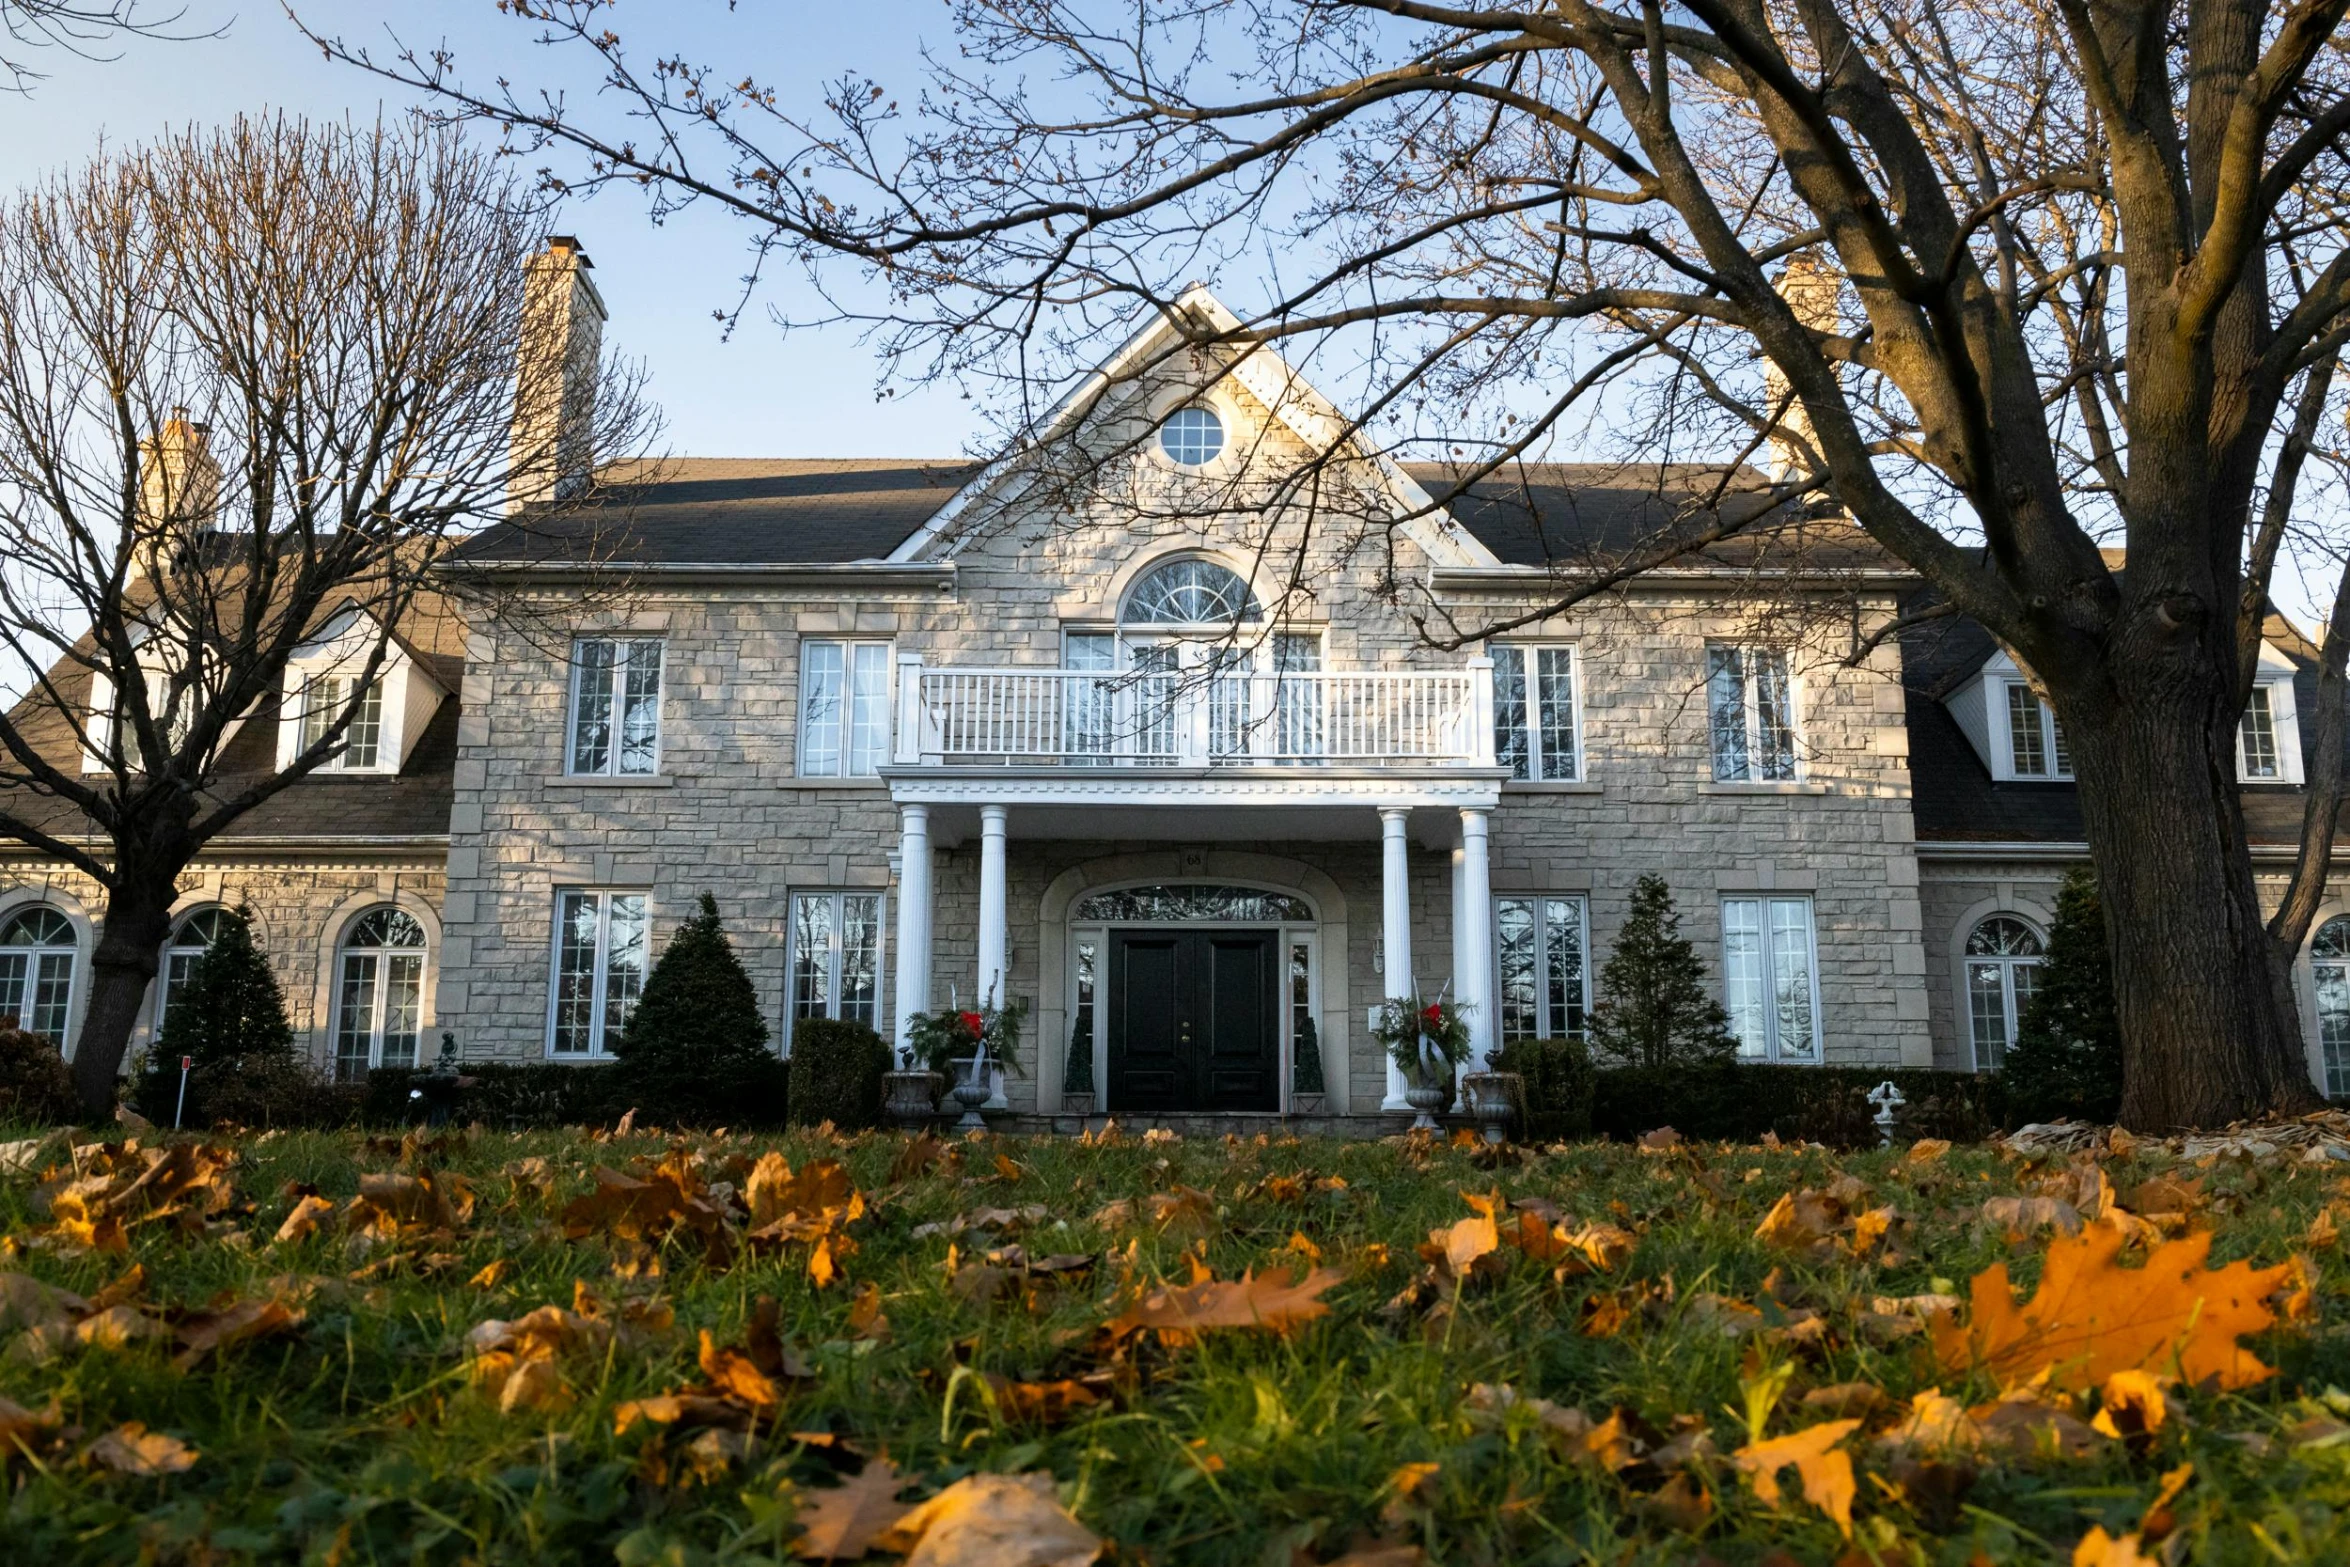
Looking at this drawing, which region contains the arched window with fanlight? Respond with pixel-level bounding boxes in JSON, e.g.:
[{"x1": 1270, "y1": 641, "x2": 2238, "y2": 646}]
[
  {"x1": 2312, "y1": 916, "x2": 2350, "y2": 1097},
  {"x1": 333, "y1": 908, "x2": 427, "y2": 1081},
  {"x1": 0, "y1": 905, "x2": 77, "y2": 1043},
  {"x1": 1965, "y1": 915, "x2": 2045, "y2": 1070},
  {"x1": 156, "y1": 907, "x2": 234, "y2": 1033}
]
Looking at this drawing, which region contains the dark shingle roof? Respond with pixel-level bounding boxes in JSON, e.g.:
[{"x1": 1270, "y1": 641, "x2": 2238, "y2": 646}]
[{"x1": 454, "y1": 458, "x2": 981, "y2": 567}]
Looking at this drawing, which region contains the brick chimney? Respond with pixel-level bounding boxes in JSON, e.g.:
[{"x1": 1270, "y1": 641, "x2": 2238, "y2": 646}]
[
  {"x1": 133, "y1": 409, "x2": 222, "y2": 577},
  {"x1": 1765, "y1": 251, "x2": 1840, "y2": 481},
  {"x1": 509, "y1": 235, "x2": 608, "y2": 510}
]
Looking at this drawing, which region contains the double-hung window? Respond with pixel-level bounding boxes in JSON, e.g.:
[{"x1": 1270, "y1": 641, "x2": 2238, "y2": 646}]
[
  {"x1": 800, "y1": 641, "x2": 892, "y2": 777},
  {"x1": 1492, "y1": 646, "x2": 1581, "y2": 781},
  {"x1": 2004, "y1": 682, "x2": 2071, "y2": 778},
  {"x1": 2240, "y1": 686, "x2": 2283, "y2": 780},
  {"x1": 786, "y1": 891, "x2": 885, "y2": 1045},
  {"x1": 569, "y1": 639, "x2": 663, "y2": 776},
  {"x1": 299, "y1": 675, "x2": 384, "y2": 770},
  {"x1": 1707, "y1": 647, "x2": 1798, "y2": 781},
  {"x1": 548, "y1": 890, "x2": 649, "y2": 1056},
  {"x1": 1720, "y1": 896, "x2": 1820, "y2": 1062},
  {"x1": 1495, "y1": 895, "x2": 1588, "y2": 1041}
]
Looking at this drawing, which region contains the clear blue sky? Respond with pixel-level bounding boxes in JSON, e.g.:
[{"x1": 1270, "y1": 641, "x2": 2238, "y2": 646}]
[{"x1": 0, "y1": 1, "x2": 988, "y2": 461}]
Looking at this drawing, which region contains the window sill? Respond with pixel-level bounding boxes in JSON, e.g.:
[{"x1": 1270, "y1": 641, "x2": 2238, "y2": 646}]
[
  {"x1": 1501, "y1": 780, "x2": 1604, "y2": 795},
  {"x1": 1699, "y1": 780, "x2": 1830, "y2": 795},
  {"x1": 548, "y1": 774, "x2": 676, "y2": 789},
  {"x1": 784, "y1": 776, "x2": 891, "y2": 790}
]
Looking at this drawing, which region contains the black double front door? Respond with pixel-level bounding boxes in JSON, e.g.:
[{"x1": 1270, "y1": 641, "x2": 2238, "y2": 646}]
[{"x1": 1106, "y1": 929, "x2": 1280, "y2": 1112}]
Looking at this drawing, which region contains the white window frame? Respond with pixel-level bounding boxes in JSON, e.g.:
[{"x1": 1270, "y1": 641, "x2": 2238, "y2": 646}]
[
  {"x1": 1494, "y1": 894, "x2": 1590, "y2": 1041},
  {"x1": 333, "y1": 909, "x2": 429, "y2": 1081},
  {"x1": 797, "y1": 639, "x2": 894, "y2": 778},
  {"x1": 566, "y1": 637, "x2": 665, "y2": 778},
  {"x1": 1492, "y1": 644, "x2": 1584, "y2": 782},
  {"x1": 1706, "y1": 645, "x2": 1801, "y2": 782},
  {"x1": 784, "y1": 889, "x2": 889, "y2": 1050},
  {"x1": 2311, "y1": 915, "x2": 2350, "y2": 1098},
  {"x1": 1719, "y1": 895, "x2": 1822, "y2": 1063},
  {"x1": 1996, "y1": 679, "x2": 2073, "y2": 780},
  {"x1": 2238, "y1": 675, "x2": 2305, "y2": 783},
  {"x1": 0, "y1": 904, "x2": 78, "y2": 1046},
  {"x1": 296, "y1": 673, "x2": 387, "y2": 772},
  {"x1": 1962, "y1": 915, "x2": 2045, "y2": 1071},
  {"x1": 545, "y1": 889, "x2": 650, "y2": 1058}
]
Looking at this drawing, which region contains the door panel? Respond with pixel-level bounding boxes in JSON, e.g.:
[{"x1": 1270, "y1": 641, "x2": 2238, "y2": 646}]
[
  {"x1": 1106, "y1": 929, "x2": 1280, "y2": 1112},
  {"x1": 1202, "y1": 932, "x2": 1278, "y2": 1110},
  {"x1": 1109, "y1": 933, "x2": 1187, "y2": 1109}
]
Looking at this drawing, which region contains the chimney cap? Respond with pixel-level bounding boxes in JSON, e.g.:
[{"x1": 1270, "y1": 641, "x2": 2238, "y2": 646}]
[{"x1": 546, "y1": 234, "x2": 592, "y2": 266}]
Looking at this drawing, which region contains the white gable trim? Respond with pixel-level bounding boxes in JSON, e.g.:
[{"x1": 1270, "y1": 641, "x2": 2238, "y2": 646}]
[{"x1": 885, "y1": 285, "x2": 1496, "y2": 570}]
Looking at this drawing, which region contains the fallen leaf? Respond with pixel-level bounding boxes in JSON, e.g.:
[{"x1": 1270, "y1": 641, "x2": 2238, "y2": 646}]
[
  {"x1": 274, "y1": 1194, "x2": 337, "y2": 1245},
  {"x1": 2072, "y1": 1527, "x2": 2159, "y2": 1567},
  {"x1": 793, "y1": 1456, "x2": 915, "y2": 1559},
  {"x1": 1981, "y1": 1195, "x2": 2085, "y2": 1237},
  {"x1": 85, "y1": 1421, "x2": 197, "y2": 1476},
  {"x1": 1637, "y1": 1127, "x2": 1682, "y2": 1151},
  {"x1": 1931, "y1": 1225, "x2": 2293, "y2": 1391},
  {"x1": 1733, "y1": 1419, "x2": 1860, "y2": 1538},
  {"x1": 172, "y1": 1295, "x2": 303, "y2": 1371},
  {"x1": 1380, "y1": 1460, "x2": 1441, "y2": 1527},
  {"x1": 983, "y1": 1374, "x2": 1103, "y2": 1427},
  {"x1": 1109, "y1": 1265, "x2": 1344, "y2": 1343},
  {"x1": 877, "y1": 1471, "x2": 1102, "y2": 1567},
  {"x1": 470, "y1": 1259, "x2": 514, "y2": 1290}
]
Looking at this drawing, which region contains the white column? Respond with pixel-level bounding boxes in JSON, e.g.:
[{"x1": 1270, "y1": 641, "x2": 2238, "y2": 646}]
[
  {"x1": 1379, "y1": 805, "x2": 1413, "y2": 1111},
  {"x1": 976, "y1": 804, "x2": 1009, "y2": 1009},
  {"x1": 892, "y1": 805, "x2": 933, "y2": 1061},
  {"x1": 1458, "y1": 806, "x2": 1495, "y2": 1071}
]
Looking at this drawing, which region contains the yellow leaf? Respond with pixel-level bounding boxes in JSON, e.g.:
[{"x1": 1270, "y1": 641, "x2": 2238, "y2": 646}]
[
  {"x1": 875, "y1": 1471, "x2": 1102, "y2": 1566},
  {"x1": 469, "y1": 1259, "x2": 513, "y2": 1290},
  {"x1": 1732, "y1": 1418, "x2": 1860, "y2": 1538},
  {"x1": 85, "y1": 1421, "x2": 197, "y2": 1476},
  {"x1": 1932, "y1": 1225, "x2": 2292, "y2": 1392},
  {"x1": 2072, "y1": 1527, "x2": 2159, "y2": 1567},
  {"x1": 1109, "y1": 1265, "x2": 1344, "y2": 1343},
  {"x1": 273, "y1": 1194, "x2": 336, "y2": 1245},
  {"x1": 792, "y1": 1456, "x2": 914, "y2": 1559}
]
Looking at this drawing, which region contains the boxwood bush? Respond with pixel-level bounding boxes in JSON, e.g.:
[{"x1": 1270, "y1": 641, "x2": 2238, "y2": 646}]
[
  {"x1": 1589, "y1": 1061, "x2": 2010, "y2": 1147},
  {"x1": 786, "y1": 1018, "x2": 893, "y2": 1130}
]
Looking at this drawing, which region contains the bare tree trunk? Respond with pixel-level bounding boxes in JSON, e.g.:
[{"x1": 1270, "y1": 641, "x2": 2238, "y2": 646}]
[
  {"x1": 2067, "y1": 666, "x2": 2322, "y2": 1129},
  {"x1": 68, "y1": 878, "x2": 176, "y2": 1114}
]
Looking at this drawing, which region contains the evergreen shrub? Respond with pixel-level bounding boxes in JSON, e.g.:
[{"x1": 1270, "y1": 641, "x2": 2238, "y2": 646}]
[
  {"x1": 133, "y1": 907, "x2": 331, "y2": 1128},
  {"x1": 0, "y1": 1022, "x2": 79, "y2": 1125},
  {"x1": 2001, "y1": 867, "x2": 2125, "y2": 1124},
  {"x1": 607, "y1": 892, "x2": 789, "y2": 1127},
  {"x1": 787, "y1": 1018, "x2": 892, "y2": 1130},
  {"x1": 1588, "y1": 874, "x2": 1739, "y2": 1068},
  {"x1": 1489, "y1": 1036, "x2": 1593, "y2": 1140}
]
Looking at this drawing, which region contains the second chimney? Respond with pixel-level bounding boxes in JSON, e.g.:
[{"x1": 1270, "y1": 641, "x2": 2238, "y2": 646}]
[
  {"x1": 1764, "y1": 251, "x2": 1840, "y2": 481},
  {"x1": 509, "y1": 235, "x2": 608, "y2": 511}
]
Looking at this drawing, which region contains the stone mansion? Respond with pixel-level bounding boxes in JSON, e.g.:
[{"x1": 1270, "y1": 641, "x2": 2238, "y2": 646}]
[{"x1": 4, "y1": 241, "x2": 2345, "y2": 1122}]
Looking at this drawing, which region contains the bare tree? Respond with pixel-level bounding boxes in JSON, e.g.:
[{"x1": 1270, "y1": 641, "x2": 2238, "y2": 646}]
[
  {"x1": 312, "y1": 0, "x2": 2350, "y2": 1128},
  {"x1": 3, "y1": 1, "x2": 209, "y2": 93},
  {"x1": 0, "y1": 115, "x2": 654, "y2": 1111}
]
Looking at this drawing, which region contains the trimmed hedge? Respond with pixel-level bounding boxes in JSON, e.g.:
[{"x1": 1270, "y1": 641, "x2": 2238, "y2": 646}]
[
  {"x1": 0, "y1": 1024, "x2": 80, "y2": 1126},
  {"x1": 361, "y1": 1059, "x2": 790, "y2": 1132},
  {"x1": 787, "y1": 1019, "x2": 893, "y2": 1130},
  {"x1": 1489, "y1": 1037, "x2": 1594, "y2": 1141},
  {"x1": 1590, "y1": 1062, "x2": 2010, "y2": 1148},
  {"x1": 133, "y1": 1053, "x2": 365, "y2": 1132}
]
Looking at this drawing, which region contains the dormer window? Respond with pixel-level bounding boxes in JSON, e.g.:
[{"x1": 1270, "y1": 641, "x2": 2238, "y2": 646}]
[
  {"x1": 273, "y1": 607, "x2": 450, "y2": 777},
  {"x1": 2004, "y1": 682, "x2": 2071, "y2": 779},
  {"x1": 1158, "y1": 406, "x2": 1225, "y2": 467}
]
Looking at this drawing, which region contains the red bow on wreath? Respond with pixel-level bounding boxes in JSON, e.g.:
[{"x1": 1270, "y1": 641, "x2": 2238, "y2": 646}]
[
  {"x1": 959, "y1": 1011, "x2": 987, "y2": 1038},
  {"x1": 1422, "y1": 1003, "x2": 1444, "y2": 1026}
]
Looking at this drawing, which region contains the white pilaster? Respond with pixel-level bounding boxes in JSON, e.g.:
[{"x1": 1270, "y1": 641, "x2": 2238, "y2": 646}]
[
  {"x1": 892, "y1": 804, "x2": 933, "y2": 1059},
  {"x1": 1458, "y1": 806, "x2": 1494, "y2": 1070},
  {"x1": 977, "y1": 803, "x2": 1009, "y2": 1009},
  {"x1": 1379, "y1": 805, "x2": 1413, "y2": 1111}
]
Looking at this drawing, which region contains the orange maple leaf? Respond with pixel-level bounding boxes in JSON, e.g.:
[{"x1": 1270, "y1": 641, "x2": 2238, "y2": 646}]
[
  {"x1": 1110, "y1": 1264, "x2": 1345, "y2": 1341},
  {"x1": 1732, "y1": 1418, "x2": 1860, "y2": 1538},
  {"x1": 1931, "y1": 1224, "x2": 2292, "y2": 1391}
]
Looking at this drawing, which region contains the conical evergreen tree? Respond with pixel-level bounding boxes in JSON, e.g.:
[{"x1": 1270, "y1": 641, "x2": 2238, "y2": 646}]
[
  {"x1": 156, "y1": 906, "x2": 294, "y2": 1065},
  {"x1": 2002, "y1": 868, "x2": 2125, "y2": 1122},
  {"x1": 1588, "y1": 874, "x2": 1739, "y2": 1068},
  {"x1": 609, "y1": 892, "x2": 785, "y2": 1125}
]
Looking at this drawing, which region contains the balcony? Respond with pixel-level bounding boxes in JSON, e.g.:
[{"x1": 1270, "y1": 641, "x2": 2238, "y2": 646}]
[{"x1": 891, "y1": 657, "x2": 1496, "y2": 770}]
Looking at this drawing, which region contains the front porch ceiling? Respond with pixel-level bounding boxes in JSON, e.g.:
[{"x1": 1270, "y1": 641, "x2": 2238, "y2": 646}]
[{"x1": 883, "y1": 770, "x2": 1503, "y2": 847}]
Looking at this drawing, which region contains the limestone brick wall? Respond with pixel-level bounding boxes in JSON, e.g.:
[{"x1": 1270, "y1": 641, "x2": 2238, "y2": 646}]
[{"x1": 0, "y1": 852, "x2": 445, "y2": 1071}]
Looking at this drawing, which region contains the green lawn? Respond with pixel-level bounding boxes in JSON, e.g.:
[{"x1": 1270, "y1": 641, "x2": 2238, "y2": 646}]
[{"x1": 2, "y1": 1121, "x2": 2347, "y2": 1565}]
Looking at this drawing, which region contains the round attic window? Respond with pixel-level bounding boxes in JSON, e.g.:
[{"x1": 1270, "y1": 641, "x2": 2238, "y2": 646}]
[{"x1": 1158, "y1": 406, "x2": 1225, "y2": 467}]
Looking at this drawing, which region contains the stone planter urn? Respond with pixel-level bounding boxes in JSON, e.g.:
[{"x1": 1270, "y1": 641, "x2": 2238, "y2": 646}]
[
  {"x1": 950, "y1": 1057, "x2": 993, "y2": 1132},
  {"x1": 883, "y1": 1070, "x2": 944, "y2": 1129},
  {"x1": 1288, "y1": 1092, "x2": 1326, "y2": 1118},
  {"x1": 1459, "y1": 1071, "x2": 1521, "y2": 1146},
  {"x1": 1402, "y1": 1079, "x2": 1447, "y2": 1133},
  {"x1": 1060, "y1": 1091, "x2": 1096, "y2": 1117}
]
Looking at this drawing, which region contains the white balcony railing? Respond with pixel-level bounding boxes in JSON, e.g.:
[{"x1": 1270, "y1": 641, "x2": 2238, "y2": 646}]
[{"x1": 892, "y1": 657, "x2": 1496, "y2": 768}]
